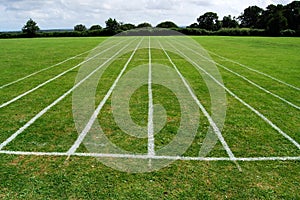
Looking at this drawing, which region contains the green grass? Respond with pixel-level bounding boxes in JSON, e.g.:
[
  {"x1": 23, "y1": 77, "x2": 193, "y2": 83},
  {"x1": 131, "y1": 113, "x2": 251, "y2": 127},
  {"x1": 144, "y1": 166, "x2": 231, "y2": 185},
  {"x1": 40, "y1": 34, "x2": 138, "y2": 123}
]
[{"x1": 0, "y1": 36, "x2": 299, "y2": 199}]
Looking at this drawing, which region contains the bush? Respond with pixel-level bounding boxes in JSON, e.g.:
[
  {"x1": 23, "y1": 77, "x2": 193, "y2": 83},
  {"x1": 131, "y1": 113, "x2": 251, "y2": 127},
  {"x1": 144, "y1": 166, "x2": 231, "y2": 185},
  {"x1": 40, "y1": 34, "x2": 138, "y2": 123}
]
[
  {"x1": 216, "y1": 28, "x2": 247, "y2": 36},
  {"x1": 213, "y1": 28, "x2": 266, "y2": 36},
  {"x1": 249, "y1": 29, "x2": 266, "y2": 36},
  {"x1": 178, "y1": 28, "x2": 212, "y2": 35},
  {"x1": 280, "y1": 29, "x2": 296, "y2": 37}
]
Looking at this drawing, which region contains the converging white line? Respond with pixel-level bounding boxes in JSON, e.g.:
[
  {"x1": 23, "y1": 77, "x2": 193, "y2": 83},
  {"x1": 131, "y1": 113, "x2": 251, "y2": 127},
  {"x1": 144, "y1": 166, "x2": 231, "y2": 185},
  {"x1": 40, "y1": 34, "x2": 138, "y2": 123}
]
[
  {"x1": 207, "y1": 50, "x2": 300, "y2": 91},
  {"x1": 0, "y1": 39, "x2": 136, "y2": 151},
  {"x1": 173, "y1": 41, "x2": 300, "y2": 111},
  {"x1": 67, "y1": 38, "x2": 143, "y2": 155},
  {"x1": 0, "y1": 39, "x2": 126, "y2": 109},
  {"x1": 159, "y1": 41, "x2": 236, "y2": 161},
  {"x1": 166, "y1": 41, "x2": 300, "y2": 150},
  {"x1": 148, "y1": 37, "x2": 155, "y2": 157},
  {"x1": 0, "y1": 49, "x2": 92, "y2": 89}
]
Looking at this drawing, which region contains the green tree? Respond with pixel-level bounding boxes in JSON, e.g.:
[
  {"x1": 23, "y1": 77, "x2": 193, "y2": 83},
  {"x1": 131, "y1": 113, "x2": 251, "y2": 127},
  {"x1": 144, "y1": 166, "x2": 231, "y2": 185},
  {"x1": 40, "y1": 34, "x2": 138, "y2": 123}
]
[
  {"x1": 156, "y1": 21, "x2": 178, "y2": 28},
  {"x1": 238, "y1": 6, "x2": 263, "y2": 28},
  {"x1": 22, "y1": 18, "x2": 40, "y2": 37},
  {"x1": 267, "y1": 12, "x2": 288, "y2": 35},
  {"x1": 284, "y1": 1, "x2": 300, "y2": 31},
  {"x1": 257, "y1": 4, "x2": 283, "y2": 29},
  {"x1": 187, "y1": 23, "x2": 199, "y2": 28},
  {"x1": 89, "y1": 25, "x2": 102, "y2": 31},
  {"x1": 137, "y1": 22, "x2": 152, "y2": 28},
  {"x1": 256, "y1": 3, "x2": 289, "y2": 34},
  {"x1": 74, "y1": 24, "x2": 87, "y2": 32},
  {"x1": 197, "y1": 12, "x2": 220, "y2": 31},
  {"x1": 105, "y1": 18, "x2": 120, "y2": 32},
  {"x1": 120, "y1": 23, "x2": 136, "y2": 31},
  {"x1": 222, "y1": 15, "x2": 239, "y2": 28}
]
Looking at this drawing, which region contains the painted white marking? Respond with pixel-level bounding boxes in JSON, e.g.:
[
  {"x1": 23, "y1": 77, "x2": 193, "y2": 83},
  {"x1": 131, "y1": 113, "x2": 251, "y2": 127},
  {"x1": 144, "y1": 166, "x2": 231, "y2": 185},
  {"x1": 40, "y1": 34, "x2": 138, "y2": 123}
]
[
  {"x1": 0, "y1": 49, "x2": 91, "y2": 89},
  {"x1": 67, "y1": 38, "x2": 143, "y2": 155},
  {"x1": 148, "y1": 37, "x2": 155, "y2": 157},
  {"x1": 0, "y1": 150, "x2": 299, "y2": 162},
  {"x1": 0, "y1": 40, "x2": 135, "y2": 151},
  {"x1": 207, "y1": 50, "x2": 300, "y2": 91},
  {"x1": 0, "y1": 151, "x2": 67, "y2": 156},
  {"x1": 174, "y1": 41, "x2": 300, "y2": 111},
  {"x1": 167, "y1": 41, "x2": 300, "y2": 150},
  {"x1": 159, "y1": 41, "x2": 236, "y2": 161},
  {"x1": 0, "y1": 40, "x2": 125, "y2": 109}
]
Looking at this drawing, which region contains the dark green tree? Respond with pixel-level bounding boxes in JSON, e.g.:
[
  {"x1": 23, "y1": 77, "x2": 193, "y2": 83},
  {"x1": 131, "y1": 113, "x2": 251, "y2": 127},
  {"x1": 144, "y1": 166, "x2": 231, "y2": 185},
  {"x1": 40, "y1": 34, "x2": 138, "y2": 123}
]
[
  {"x1": 89, "y1": 25, "x2": 102, "y2": 31},
  {"x1": 222, "y1": 15, "x2": 239, "y2": 28},
  {"x1": 284, "y1": 1, "x2": 300, "y2": 31},
  {"x1": 137, "y1": 22, "x2": 152, "y2": 28},
  {"x1": 197, "y1": 12, "x2": 220, "y2": 31},
  {"x1": 238, "y1": 6, "x2": 263, "y2": 28},
  {"x1": 187, "y1": 23, "x2": 199, "y2": 28},
  {"x1": 267, "y1": 12, "x2": 288, "y2": 35},
  {"x1": 156, "y1": 21, "x2": 178, "y2": 28},
  {"x1": 74, "y1": 24, "x2": 87, "y2": 32},
  {"x1": 120, "y1": 23, "x2": 136, "y2": 31},
  {"x1": 105, "y1": 18, "x2": 120, "y2": 32},
  {"x1": 256, "y1": 4, "x2": 289, "y2": 34},
  {"x1": 22, "y1": 18, "x2": 40, "y2": 37},
  {"x1": 257, "y1": 4, "x2": 282, "y2": 29}
]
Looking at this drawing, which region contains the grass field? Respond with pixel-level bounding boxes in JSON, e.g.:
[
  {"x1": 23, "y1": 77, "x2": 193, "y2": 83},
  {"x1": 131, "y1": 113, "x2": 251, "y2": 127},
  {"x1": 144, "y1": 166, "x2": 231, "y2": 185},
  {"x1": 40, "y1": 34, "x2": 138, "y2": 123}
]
[{"x1": 0, "y1": 36, "x2": 299, "y2": 199}]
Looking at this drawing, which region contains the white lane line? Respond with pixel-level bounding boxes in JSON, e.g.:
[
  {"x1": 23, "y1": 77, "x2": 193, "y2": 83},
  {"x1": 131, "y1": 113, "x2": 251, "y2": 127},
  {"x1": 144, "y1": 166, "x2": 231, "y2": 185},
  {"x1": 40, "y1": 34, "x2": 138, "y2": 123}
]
[
  {"x1": 0, "y1": 39, "x2": 135, "y2": 151},
  {"x1": 1, "y1": 150, "x2": 300, "y2": 162},
  {"x1": 167, "y1": 41, "x2": 300, "y2": 150},
  {"x1": 207, "y1": 50, "x2": 300, "y2": 91},
  {"x1": 67, "y1": 38, "x2": 143, "y2": 155},
  {"x1": 159, "y1": 41, "x2": 236, "y2": 161},
  {"x1": 0, "y1": 49, "x2": 92, "y2": 89},
  {"x1": 233, "y1": 157, "x2": 300, "y2": 161},
  {"x1": 174, "y1": 41, "x2": 300, "y2": 111},
  {"x1": 0, "y1": 151, "x2": 67, "y2": 156},
  {"x1": 0, "y1": 40, "x2": 125, "y2": 109},
  {"x1": 76, "y1": 154, "x2": 300, "y2": 162},
  {"x1": 148, "y1": 37, "x2": 155, "y2": 157}
]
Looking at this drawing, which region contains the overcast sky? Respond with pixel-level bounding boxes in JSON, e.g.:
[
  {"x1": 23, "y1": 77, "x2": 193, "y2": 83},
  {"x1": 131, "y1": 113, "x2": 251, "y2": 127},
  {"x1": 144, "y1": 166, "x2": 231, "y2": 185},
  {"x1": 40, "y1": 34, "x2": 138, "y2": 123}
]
[{"x1": 0, "y1": 0, "x2": 293, "y2": 31}]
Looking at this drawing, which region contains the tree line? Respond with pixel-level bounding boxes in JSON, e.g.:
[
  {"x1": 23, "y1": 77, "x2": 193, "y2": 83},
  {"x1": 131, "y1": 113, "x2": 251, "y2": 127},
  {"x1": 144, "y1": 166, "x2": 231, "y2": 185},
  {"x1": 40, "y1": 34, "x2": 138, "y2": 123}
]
[
  {"x1": 189, "y1": 1, "x2": 299, "y2": 36},
  {"x1": 1, "y1": 1, "x2": 299, "y2": 38}
]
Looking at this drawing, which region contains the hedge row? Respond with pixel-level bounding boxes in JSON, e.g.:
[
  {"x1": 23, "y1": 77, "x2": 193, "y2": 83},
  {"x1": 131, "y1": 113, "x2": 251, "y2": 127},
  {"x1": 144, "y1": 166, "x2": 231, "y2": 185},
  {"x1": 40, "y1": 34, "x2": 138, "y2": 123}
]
[
  {"x1": 176, "y1": 28, "x2": 300, "y2": 37},
  {"x1": 1, "y1": 28, "x2": 299, "y2": 38}
]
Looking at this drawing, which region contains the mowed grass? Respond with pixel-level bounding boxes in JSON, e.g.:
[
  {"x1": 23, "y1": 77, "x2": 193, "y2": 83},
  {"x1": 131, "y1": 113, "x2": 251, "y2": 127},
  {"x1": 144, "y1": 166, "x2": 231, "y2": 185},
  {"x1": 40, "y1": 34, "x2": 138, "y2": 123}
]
[{"x1": 0, "y1": 36, "x2": 299, "y2": 199}]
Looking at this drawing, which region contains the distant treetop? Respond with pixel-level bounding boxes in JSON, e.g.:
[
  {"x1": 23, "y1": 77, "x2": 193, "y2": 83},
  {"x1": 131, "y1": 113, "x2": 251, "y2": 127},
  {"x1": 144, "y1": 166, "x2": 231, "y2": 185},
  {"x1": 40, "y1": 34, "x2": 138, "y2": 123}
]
[
  {"x1": 137, "y1": 22, "x2": 152, "y2": 28},
  {"x1": 89, "y1": 25, "x2": 102, "y2": 31},
  {"x1": 156, "y1": 21, "x2": 178, "y2": 28},
  {"x1": 105, "y1": 18, "x2": 120, "y2": 32},
  {"x1": 74, "y1": 24, "x2": 87, "y2": 32},
  {"x1": 22, "y1": 18, "x2": 40, "y2": 37}
]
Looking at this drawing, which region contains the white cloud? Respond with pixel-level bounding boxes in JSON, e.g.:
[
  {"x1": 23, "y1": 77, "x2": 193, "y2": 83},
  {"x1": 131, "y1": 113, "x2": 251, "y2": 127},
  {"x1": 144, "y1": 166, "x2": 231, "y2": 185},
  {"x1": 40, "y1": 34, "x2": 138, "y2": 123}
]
[
  {"x1": 0, "y1": 0, "x2": 294, "y2": 31},
  {"x1": 145, "y1": 0, "x2": 181, "y2": 10}
]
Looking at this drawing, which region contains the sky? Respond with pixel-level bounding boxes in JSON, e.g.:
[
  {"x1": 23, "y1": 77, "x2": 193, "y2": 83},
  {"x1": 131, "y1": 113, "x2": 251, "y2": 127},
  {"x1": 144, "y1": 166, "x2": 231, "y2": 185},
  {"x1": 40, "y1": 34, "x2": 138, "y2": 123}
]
[{"x1": 0, "y1": 0, "x2": 294, "y2": 31}]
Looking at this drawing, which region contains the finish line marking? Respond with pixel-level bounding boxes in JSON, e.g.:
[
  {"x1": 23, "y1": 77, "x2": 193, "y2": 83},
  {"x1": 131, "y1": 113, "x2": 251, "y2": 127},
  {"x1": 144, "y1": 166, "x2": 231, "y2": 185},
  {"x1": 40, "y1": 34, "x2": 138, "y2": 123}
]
[{"x1": 0, "y1": 150, "x2": 299, "y2": 162}]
